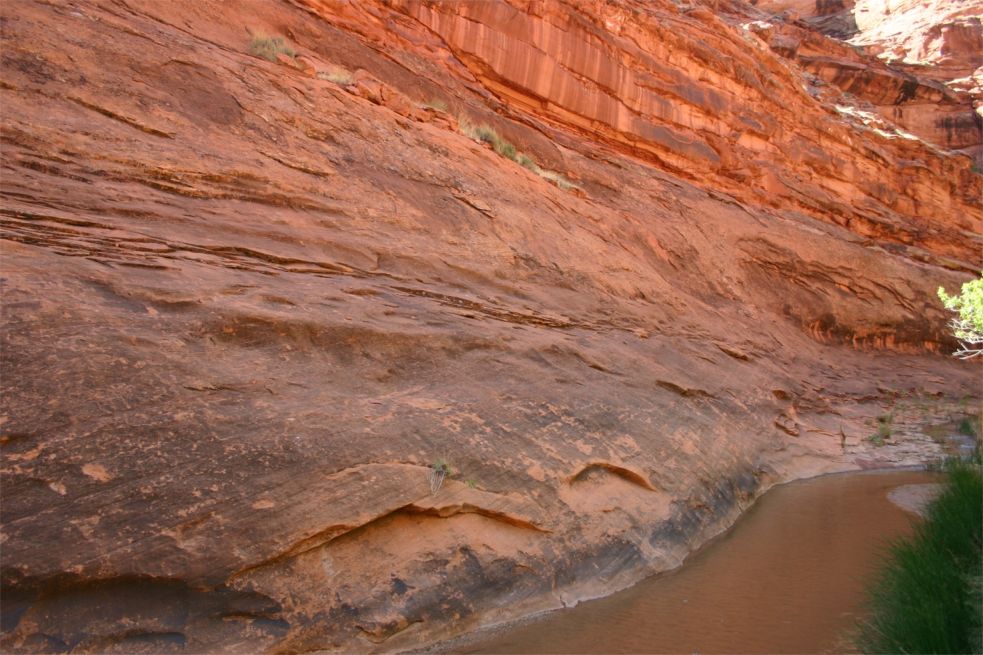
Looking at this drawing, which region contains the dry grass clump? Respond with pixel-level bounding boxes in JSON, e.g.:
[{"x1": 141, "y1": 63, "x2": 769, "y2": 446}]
[
  {"x1": 317, "y1": 67, "x2": 353, "y2": 85},
  {"x1": 420, "y1": 98, "x2": 449, "y2": 112},
  {"x1": 249, "y1": 35, "x2": 296, "y2": 62},
  {"x1": 535, "y1": 167, "x2": 579, "y2": 191},
  {"x1": 458, "y1": 116, "x2": 580, "y2": 192},
  {"x1": 459, "y1": 117, "x2": 518, "y2": 160}
]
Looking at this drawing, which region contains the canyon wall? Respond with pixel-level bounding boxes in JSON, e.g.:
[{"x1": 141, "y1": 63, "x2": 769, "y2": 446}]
[
  {"x1": 755, "y1": 0, "x2": 983, "y2": 157},
  {"x1": 1, "y1": 0, "x2": 979, "y2": 652}
]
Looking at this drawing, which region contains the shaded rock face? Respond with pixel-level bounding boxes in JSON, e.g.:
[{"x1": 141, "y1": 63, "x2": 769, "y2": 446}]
[{"x1": 0, "y1": 0, "x2": 979, "y2": 652}]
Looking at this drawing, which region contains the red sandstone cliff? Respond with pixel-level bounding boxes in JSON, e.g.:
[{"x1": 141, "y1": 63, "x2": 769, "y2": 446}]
[
  {"x1": 754, "y1": 0, "x2": 983, "y2": 157},
  {"x1": 1, "y1": 0, "x2": 980, "y2": 652}
]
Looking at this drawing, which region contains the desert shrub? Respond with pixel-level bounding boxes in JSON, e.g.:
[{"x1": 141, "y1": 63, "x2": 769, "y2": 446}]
[
  {"x1": 866, "y1": 433, "x2": 885, "y2": 447},
  {"x1": 250, "y1": 36, "x2": 296, "y2": 62},
  {"x1": 938, "y1": 273, "x2": 983, "y2": 358},
  {"x1": 458, "y1": 116, "x2": 581, "y2": 191},
  {"x1": 958, "y1": 415, "x2": 980, "y2": 438},
  {"x1": 536, "y1": 167, "x2": 579, "y2": 191},
  {"x1": 517, "y1": 153, "x2": 537, "y2": 170},
  {"x1": 428, "y1": 459, "x2": 451, "y2": 495},
  {"x1": 458, "y1": 118, "x2": 518, "y2": 162}
]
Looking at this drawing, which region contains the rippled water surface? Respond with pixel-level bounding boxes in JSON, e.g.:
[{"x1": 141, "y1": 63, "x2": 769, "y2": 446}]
[{"x1": 463, "y1": 470, "x2": 936, "y2": 654}]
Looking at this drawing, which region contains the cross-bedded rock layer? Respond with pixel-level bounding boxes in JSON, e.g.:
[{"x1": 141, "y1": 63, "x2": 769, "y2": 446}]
[{"x1": 1, "y1": 0, "x2": 979, "y2": 652}]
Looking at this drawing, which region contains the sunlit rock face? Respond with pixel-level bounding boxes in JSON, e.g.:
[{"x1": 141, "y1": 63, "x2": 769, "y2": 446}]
[
  {"x1": 1, "y1": 0, "x2": 979, "y2": 652},
  {"x1": 754, "y1": 0, "x2": 982, "y2": 158},
  {"x1": 847, "y1": 0, "x2": 983, "y2": 160}
]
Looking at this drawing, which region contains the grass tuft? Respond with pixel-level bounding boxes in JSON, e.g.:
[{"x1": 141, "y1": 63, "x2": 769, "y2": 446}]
[
  {"x1": 427, "y1": 458, "x2": 451, "y2": 495},
  {"x1": 866, "y1": 412, "x2": 894, "y2": 446},
  {"x1": 459, "y1": 118, "x2": 519, "y2": 161},
  {"x1": 536, "y1": 168, "x2": 579, "y2": 191},
  {"x1": 250, "y1": 36, "x2": 296, "y2": 62},
  {"x1": 958, "y1": 414, "x2": 980, "y2": 438},
  {"x1": 858, "y1": 459, "x2": 982, "y2": 654},
  {"x1": 317, "y1": 68, "x2": 353, "y2": 85},
  {"x1": 420, "y1": 98, "x2": 449, "y2": 112},
  {"x1": 457, "y1": 115, "x2": 581, "y2": 191}
]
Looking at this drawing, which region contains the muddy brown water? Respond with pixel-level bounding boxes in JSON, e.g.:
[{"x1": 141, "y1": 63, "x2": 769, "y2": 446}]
[{"x1": 458, "y1": 470, "x2": 937, "y2": 655}]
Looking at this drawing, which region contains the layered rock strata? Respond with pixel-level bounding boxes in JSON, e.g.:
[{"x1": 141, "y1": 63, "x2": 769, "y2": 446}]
[
  {"x1": 754, "y1": 0, "x2": 983, "y2": 157},
  {"x1": 1, "y1": 0, "x2": 979, "y2": 652}
]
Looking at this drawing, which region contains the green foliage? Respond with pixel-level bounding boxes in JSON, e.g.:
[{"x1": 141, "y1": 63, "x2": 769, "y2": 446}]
[
  {"x1": 866, "y1": 413, "x2": 893, "y2": 446},
  {"x1": 958, "y1": 416, "x2": 979, "y2": 438},
  {"x1": 858, "y1": 460, "x2": 982, "y2": 654},
  {"x1": 494, "y1": 138, "x2": 517, "y2": 160},
  {"x1": 866, "y1": 432, "x2": 886, "y2": 447},
  {"x1": 938, "y1": 273, "x2": 983, "y2": 358},
  {"x1": 877, "y1": 413, "x2": 893, "y2": 438},
  {"x1": 250, "y1": 36, "x2": 296, "y2": 62}
]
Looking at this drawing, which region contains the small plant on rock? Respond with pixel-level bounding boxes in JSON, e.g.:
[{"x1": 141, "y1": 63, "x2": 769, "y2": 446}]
[
  {"x1": 457, "y1": 115, "x2": 581, "y2": 191},
  {"x1": 428, "y1": 459, "x2": 451, "y2": 495},
  {"x1": 866, "y1": 432, "x2": 886, "y2": 447},
  {"x1": 877, "y1": 413, "x2": 893, "y2": 438},
  {"x1": 536, "y1": 167, "x2": 579, "y2": 191},
  {"x1": 958, "y1": 415, "x2": 980, "y2": 438},
  {"x1": 250, "y1": 35, "x2": 296, "y2": 62},
  {"x1": 866, "y1": 414, "x2": 892, "y2": 447},
  {"x1": 317, "y1": 67, "x2": 353, "y2": 85},
  {"x1": 459, "y1": 118, "x2": 519, "y2": 161},
  {"x1": 420, "y1": 98, "x2": 449, "y2": 112}
]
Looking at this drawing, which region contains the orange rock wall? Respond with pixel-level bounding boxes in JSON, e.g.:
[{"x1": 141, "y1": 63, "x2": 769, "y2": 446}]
[
  {"x1": 754, "y1": 0, "x2": 983, "y2": 156},
  {"x1": 301, "y1": 0, "x2": 981, "y2": 267},
  {"x1": 1, "y1": 0, "x2": 980, "y2": 652}
]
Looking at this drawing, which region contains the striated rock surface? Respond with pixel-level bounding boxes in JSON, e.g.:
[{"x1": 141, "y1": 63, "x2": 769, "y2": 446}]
[
  {"x1": 849, "y1": 0, "x2": 982, "y2": 76},
  {"x1": 753, "y1": 0, "x2": 983, "y2": 157},
  {"x1": 0, "y1": 0, "x2": 980, "y2": 652},
  {"x1": 845, "y1": 0, "x2": 983, "y2": 160}
]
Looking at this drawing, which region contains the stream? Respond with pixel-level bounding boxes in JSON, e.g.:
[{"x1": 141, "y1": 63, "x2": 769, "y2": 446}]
[{"x1": 458, "y1": 469, "x2": 937, "y2": 654}]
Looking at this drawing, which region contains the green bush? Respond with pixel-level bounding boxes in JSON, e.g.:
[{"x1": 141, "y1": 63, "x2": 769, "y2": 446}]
[
  {"x1": 938, "y1": 273, "x2": 983, "y2": 358},
  {"x1": 858, "y1": 460, "x2": 982, "y2": 654}
]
